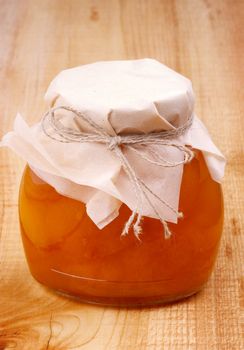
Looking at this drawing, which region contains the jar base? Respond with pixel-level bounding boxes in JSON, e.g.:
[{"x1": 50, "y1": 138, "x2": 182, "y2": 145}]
[
  {"x1": 42, "y1": 282, "x2": 204, "y2": 308},
  {"x1": 28, "y1": 265, "x2": 207, "y2": 307}
]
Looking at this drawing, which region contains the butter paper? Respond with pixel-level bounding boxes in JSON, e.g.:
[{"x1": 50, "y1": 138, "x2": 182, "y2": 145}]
[{"x1": 1, "y1": 59, "x2": 226, "y2": 228}]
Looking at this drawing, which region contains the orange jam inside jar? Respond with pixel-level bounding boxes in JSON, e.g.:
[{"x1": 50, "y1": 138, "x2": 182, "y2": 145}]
[{"x1": 19, "y1": 151, "x2": 223, "y2": 306}]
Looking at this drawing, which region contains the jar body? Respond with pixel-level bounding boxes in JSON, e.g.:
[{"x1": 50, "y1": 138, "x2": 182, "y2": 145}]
[{"x1": 19, "y1": 151, "x2": 223, "y2": 306}]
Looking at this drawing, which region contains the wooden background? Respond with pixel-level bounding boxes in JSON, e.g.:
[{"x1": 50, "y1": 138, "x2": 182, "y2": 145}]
[{"x1": 0, "y1": 0, "x2": 243, "y2": 349}]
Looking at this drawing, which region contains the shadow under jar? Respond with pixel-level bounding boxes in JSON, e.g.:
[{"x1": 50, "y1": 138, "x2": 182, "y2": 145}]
[{"x1": 19, "y1": 150, "x2": 223, "y2": 307}]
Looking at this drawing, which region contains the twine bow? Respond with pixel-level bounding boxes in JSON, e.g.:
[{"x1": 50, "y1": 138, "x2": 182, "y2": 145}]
[{"x1": 42, "y1": 106, "x2": 194, "y2": 239}]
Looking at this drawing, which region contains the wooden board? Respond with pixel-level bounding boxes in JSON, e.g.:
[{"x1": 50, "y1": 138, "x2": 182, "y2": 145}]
[{"x1": 0, "y1": 0, "x2": 243, "y2": 349}]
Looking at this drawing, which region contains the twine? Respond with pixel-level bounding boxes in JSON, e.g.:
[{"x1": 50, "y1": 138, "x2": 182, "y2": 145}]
[{"x1": 42, "y1": 106, "x2": 194, "y2": 239}]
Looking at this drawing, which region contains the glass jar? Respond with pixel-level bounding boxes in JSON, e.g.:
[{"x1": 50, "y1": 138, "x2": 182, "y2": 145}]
[{"x1": 19, "y1": 150, "x2": 223, "y2": 306}]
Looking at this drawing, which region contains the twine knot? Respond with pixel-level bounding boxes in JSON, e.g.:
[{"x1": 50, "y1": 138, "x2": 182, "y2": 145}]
[
  {"x1": 108, "y1": 135, "x2": 123, "y2": 150},
  {"x1": 42, "y1": 106, "x2": 194, "y2": 240}
]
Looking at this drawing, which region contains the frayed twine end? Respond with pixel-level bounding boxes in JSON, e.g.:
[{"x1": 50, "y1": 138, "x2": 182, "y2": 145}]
[{"x1": 121, "y1": 211, "x2": 179, "y2": 240}]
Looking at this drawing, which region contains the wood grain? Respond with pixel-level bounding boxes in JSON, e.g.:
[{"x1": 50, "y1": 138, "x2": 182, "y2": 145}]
[{"x1": 0, "y1": 0, "x2": 243, "y2": 349}]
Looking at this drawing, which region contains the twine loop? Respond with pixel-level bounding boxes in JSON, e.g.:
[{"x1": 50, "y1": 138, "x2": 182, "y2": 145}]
[{"x1": 42, "y1": 105, "x2": 194, "y2": 239}]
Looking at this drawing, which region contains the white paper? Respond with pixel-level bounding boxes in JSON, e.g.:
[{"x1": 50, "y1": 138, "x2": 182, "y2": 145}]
[{"x1": 1, "y1": 59, "x2": 226, "y2": 228}]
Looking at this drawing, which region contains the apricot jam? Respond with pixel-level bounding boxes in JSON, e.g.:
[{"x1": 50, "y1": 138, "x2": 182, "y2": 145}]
[{"x1": 19, "y1": 151, "x2": 223, "y2": 306}]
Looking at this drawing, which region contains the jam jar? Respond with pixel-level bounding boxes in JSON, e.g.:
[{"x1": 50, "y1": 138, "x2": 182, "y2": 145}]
[{"x1": 19, "y1": 150, "x2": 223, "y2": 306}]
